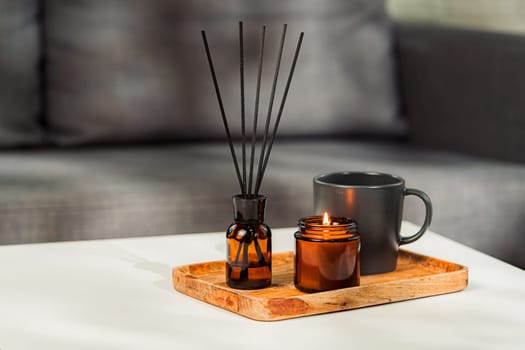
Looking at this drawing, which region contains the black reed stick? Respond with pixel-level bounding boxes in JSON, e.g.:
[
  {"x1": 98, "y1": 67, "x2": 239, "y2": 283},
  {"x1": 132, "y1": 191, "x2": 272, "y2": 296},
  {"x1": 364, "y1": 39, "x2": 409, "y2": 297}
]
[
  {"x1": 255, "y1": 24, "x2": 287, "y2": 194},
  {"x1": 201, "y1": 30, "x2": 244, "y2": 194},
  {"x1": 248, "y1": 25, "x2": 266, "y2": 195},
  {"x1": 253, "y1": 235, "x2": 266, "y2": 264},
  {"x1": 239, "y1": 21, "x2": 247, "y2": 195},
  {"x1": 242, "y1": 236, "x2": 249, "y2": 271},
  {"x1": 203, "y1": 25, "x2": 304, "y2": 198},
  {"x1": 234, "y1": 240, "x2": 243, "y2": 265},
  {"x1": 255, "y1": 32, "x2": 304, "y2": 194}
]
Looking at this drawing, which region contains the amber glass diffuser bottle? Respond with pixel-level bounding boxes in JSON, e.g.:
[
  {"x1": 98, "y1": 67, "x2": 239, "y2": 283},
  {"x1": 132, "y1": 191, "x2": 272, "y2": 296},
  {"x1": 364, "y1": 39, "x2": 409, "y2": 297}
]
[
  {"x1": 226, "y1": 195, "x2": 271, "y2": 289},
  {"x1": 202, "y1": 23, "x2": 304, "y2": 290},
  {"x1": 295, "y1": 214, "x2": 360, "y2": 292}
]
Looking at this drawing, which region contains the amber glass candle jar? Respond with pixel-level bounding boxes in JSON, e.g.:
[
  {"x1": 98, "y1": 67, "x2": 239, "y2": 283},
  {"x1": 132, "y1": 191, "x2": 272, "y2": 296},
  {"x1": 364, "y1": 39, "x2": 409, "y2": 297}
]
[{"x1": 294, "y1": 214, "x2": 360, "y2": 292}]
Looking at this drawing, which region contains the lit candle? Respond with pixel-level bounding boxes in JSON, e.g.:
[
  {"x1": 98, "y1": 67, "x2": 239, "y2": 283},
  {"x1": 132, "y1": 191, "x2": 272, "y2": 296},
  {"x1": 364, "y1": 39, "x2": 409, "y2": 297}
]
[
  {"x1": 294, "y1": 212, "x2": 360, "y2": 292},
  {"x1": 322, "y1": 211, "x2": 330, "y2": 225}
]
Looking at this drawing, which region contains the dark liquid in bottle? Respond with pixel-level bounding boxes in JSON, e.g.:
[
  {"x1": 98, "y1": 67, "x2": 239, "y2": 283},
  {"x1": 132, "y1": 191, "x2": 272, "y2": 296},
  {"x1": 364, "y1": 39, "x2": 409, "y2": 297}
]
[{"x1": 226, "y1": 223, "x2": 271, "y2": 289}]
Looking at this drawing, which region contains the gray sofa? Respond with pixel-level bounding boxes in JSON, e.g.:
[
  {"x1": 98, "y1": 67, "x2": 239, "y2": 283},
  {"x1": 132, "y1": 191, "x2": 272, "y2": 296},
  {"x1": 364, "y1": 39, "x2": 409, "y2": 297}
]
[{"x1": 1, "y1": 1, "x2": 524, "y2": 268}]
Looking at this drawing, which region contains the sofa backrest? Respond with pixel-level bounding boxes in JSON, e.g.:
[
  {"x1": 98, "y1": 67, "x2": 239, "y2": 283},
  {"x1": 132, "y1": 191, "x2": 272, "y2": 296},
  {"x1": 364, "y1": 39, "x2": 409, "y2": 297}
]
[
  {"x1": 0, "y1": 0, "x2": 43, "y2": 147},
  {"x1": 395, "y1": 22, "x2": 525, "y2": 163},
  {"x1": 42, "y1": 0, "x2": 402, "y2": 145}
]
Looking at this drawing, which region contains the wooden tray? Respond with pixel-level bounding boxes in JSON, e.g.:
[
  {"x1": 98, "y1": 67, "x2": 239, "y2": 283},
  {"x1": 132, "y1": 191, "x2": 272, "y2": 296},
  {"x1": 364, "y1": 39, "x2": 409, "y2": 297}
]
[{"x1": 172, "y1": 249, "x2": 468, "y2": 321}]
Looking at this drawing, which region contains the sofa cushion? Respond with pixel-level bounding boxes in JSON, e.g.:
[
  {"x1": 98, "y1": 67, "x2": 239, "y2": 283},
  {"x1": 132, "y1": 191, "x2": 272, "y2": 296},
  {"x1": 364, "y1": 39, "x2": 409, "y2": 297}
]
[
  {"x1": 0, "y1": 0, "x2": 43, "y2": 147},
  {"x1": 44, "y1": 0, "x2": 402, "y2": 145},
  {"x1": 0, "y1": 140, "x2": 524, "y2": 269}
]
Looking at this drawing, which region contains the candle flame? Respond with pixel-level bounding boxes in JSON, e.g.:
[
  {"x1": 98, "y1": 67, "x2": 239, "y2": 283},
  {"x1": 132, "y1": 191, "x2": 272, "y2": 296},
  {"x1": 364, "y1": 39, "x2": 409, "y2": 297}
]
[{"x1": 322, "y1": 211, "x2": 331, "y2": 225}]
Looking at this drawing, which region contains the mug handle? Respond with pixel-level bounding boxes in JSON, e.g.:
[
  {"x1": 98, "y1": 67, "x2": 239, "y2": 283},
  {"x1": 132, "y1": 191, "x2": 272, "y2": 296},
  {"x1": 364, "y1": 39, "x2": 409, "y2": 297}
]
[{"x1": 399, "y1": 188, "x2": 433, "y2": 245}]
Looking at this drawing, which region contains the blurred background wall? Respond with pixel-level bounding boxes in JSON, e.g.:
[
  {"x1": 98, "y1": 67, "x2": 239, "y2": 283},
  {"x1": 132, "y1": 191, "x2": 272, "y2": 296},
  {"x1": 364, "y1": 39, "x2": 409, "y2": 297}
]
[{"x1": 388, "y1": 0, "x2": 525, "y2": 35}]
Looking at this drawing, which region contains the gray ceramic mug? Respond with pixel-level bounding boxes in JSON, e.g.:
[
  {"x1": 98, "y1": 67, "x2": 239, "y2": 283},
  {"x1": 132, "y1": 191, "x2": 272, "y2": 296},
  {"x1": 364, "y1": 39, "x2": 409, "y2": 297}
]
[{"x1": 314, "y1": 171, "x2": 432, "y2": 275}]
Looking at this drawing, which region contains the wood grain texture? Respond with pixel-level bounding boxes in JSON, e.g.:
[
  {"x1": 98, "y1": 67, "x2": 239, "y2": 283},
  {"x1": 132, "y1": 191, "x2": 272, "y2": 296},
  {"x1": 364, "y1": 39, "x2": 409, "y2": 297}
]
[{"x1": 172, "y1": 249, "x2": 468, "y2": 321}]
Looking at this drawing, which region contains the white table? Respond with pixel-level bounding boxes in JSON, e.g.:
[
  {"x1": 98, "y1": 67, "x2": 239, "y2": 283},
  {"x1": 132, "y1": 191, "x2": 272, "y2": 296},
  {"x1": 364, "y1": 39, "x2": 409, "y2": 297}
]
[{"x1": 0, "y1": 222, "x2": 524, "y2": 350}]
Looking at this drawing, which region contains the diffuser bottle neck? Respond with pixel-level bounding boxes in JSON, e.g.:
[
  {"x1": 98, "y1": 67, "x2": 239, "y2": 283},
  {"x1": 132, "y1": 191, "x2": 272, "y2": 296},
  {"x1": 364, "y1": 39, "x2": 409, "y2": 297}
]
[{"x1": 232, "y1": 195, "x2": 267, "y2": 223}]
